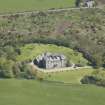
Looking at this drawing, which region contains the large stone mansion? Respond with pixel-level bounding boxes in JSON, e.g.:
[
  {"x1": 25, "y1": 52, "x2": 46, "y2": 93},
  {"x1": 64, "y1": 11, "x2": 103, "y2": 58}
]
[
  {"x1": 33, "y1": 52, "x2": 67, "y2": 69},
  {"x1": 83, "y1": 0, "x2": 95, "y2": 7}
]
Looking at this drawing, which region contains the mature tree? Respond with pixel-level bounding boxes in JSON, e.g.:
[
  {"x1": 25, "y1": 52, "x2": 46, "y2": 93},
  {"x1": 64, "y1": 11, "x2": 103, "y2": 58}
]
[
  {"x1": 75, "y1": 0, "x2": 81, "y2": 7},
  {"x1": 0, "y1": 58, "x2": 14, "y2": 78}
]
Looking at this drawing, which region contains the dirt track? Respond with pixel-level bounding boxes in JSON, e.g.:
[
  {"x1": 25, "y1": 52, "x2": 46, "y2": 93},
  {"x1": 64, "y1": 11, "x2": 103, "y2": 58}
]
[{"x1": 0, "y1": 7, "x2": 101, "y2": 17}]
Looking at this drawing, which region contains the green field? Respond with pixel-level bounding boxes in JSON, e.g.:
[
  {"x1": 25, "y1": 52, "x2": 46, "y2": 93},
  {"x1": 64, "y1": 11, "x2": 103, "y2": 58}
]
[
  {"x1": 17, "y1": 44, "x2": 88, "y2": 65},
  {"x1": 0, "y1": 63, "x2": 104, "y2": 105},
  {"x1": 44, "y1": 69, "x2": 93, "y2": 84},
  {"x1": 0, "y1": 79, "x2": 105, "y2": 105},
  {"x1": 0, "y1": 0, "x2": 74, "y2": 13}
]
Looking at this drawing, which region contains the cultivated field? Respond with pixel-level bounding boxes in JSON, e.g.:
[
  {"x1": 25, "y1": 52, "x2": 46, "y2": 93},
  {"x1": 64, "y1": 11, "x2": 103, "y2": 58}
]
[{"x1": 0, "y1": 0, "x2": 74, "y2": 13}]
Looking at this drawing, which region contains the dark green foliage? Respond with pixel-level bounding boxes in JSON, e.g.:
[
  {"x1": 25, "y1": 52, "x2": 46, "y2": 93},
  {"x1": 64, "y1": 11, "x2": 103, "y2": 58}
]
[
  {"x1": 0, "y1": 58, "x2": 14, "y2": 78},
  {"x1": 0, "y1": 8, "x2": 105, "y2": 78},
  {"x1": 75, "y1": 0, "x2": 81, "y2": 7},
  {"x1": 13, "y1": 63, "x2": 35, "y2": 79},
  {"x1": 81, "y1": 70, "x2": 105, "y2": 87},
  {"x1": 81, "y1": 75, "x2": 105, "y2": 87},
  {"x1": 0, "y1": 47, "x2": 35, "y2": 79},
  {"x1": 81, "y1": 75, "x2": 100, "y2": 84},
  {"x1": 0, "y1": 8, "x2": 104, "y2": 68}
]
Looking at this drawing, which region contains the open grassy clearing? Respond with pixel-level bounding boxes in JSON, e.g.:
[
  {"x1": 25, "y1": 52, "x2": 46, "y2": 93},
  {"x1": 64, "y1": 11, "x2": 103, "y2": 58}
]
[
  {"x1": 0, "y1": 0, "x2": 74, "y2": 13},
  {"x1": 16, "y1": 43, "x2": 88, "y2": 65},
  {"x1": 0, "y1": 79, "x2": 105, "y2": 105},
  {"x1": 43, "y1": 68, "x2": 93, "y2": 84}
]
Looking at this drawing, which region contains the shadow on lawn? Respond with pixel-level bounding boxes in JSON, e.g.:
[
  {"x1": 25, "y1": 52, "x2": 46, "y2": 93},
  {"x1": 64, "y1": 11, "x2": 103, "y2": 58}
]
[{"x1": 40, "y1": 79, "x2": 83, "y2": 87}]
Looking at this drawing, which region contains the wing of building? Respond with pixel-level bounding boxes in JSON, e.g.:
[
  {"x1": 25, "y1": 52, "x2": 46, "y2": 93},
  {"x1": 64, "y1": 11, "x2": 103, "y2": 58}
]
[{"x1": 34, "y1": 52, "x2": 67, "y2": 69}]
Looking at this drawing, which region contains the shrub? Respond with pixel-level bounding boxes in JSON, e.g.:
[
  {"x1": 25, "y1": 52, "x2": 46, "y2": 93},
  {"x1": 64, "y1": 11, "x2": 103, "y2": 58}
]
[
  {"x1": 81, "y1": 70, "x2": 105, "y2": 87},
  {"x1": 0, "y1": 58, "x2": 14, "y2": 78},
  {"x1": 81, "y1": 75, "x2": 100, "y2": 84}
]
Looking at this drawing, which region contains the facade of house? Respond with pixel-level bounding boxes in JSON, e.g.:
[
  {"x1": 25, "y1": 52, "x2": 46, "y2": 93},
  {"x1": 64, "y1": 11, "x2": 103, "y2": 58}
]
[
  {"x1": 80, "y1": 0, "x2": 95, "y2": 7},
  {"x1": 34, "y1": 52, "x2": 67, "y2": 69},
  {"x1": 85, "y1": 0, "x2": 95, "y2": 7}
]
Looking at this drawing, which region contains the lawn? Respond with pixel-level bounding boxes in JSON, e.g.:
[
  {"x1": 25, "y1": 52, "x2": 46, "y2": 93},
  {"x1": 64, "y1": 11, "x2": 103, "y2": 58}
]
[
  {"x1": 16, "y1": 43, "x2": 88, "y2": 65},
  {"x1": 0, "y1": 79, "x2": 105, "y2": 105},
  {"x1": 44, "y1": 68, "x2": 93, "y2": 84},
  {"x1": 0, "y1": 0, "x2": 75, "y2": 13}
]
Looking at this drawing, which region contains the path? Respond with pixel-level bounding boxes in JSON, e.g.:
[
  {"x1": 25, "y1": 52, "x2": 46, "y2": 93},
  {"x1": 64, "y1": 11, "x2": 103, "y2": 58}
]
[
  {"x1": 30, "y1": 62, "x2": 92, "y2": 73},
  {"x1": 0, "y1": 6, "x2": 102, "y2": 17}
]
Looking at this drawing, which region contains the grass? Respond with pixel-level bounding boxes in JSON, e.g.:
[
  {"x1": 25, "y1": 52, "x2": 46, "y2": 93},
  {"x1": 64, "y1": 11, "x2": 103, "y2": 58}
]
[
  {"x1": 16, "y1": 43, "x2": 88, "y2": 65},
  {"x1": 0, "y1": 79, "x2": 105, "y2": 105},
  {"x1": 44, "y1": 68, "x2": 93, "y2": 84},
  {"x1": 0, "y1": 67, "x2": 104, "y2": 105},
  {"x1": 0, "y1": 0, "x2": 74, "y2": 13}
]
